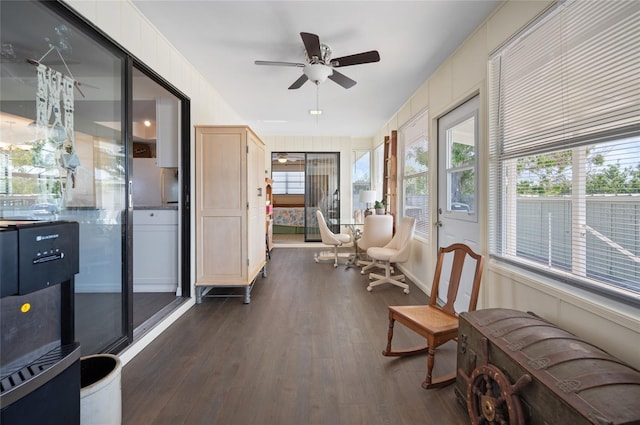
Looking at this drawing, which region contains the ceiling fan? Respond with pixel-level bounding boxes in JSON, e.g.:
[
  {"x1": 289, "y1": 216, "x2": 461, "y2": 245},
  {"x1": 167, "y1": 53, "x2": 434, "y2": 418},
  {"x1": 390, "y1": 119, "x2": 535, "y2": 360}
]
[{"x1": 255, "y1": 32, "x2": 380, "y2": 90}]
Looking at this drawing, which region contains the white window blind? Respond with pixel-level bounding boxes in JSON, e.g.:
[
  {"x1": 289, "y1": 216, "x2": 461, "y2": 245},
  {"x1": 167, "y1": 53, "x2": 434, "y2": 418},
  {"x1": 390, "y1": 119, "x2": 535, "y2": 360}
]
[
  {"x1": 489, "y1": 0, "x2": 640, "y2": 303},
  {"x1": 401, "y1": 111, "x2": 429, "y2": 237},
  {"x1": 493, "y1": 0, "x2": 640, "y2": 158},
  {"x1": 272, "y1": 171, "x2": 304, "y2": 194}
]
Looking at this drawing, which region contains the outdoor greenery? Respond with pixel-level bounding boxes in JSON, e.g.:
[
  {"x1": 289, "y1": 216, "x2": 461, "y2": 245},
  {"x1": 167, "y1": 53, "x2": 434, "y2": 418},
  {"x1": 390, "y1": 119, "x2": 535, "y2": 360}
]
[
  {"x1": 517, "y1": 148, "x2": 640, "y2": 196},
  {"x1": 1, "y1": 141, "x2": 63, "y2": 198},
  {"x1": 404, "y1": 141, "x2": 429, "y2": 195}
]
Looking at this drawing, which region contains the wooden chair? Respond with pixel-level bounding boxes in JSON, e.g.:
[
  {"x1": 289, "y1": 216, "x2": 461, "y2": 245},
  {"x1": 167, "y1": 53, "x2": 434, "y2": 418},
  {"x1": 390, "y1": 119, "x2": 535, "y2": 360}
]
[{"x1": 382, "y1": 243, "x2": 484, "y2": 389}]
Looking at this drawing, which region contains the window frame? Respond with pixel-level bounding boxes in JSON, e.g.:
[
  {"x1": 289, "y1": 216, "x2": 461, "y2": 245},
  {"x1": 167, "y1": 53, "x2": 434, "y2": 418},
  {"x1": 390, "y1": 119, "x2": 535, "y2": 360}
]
[
  {"x1": 488, "y1": 0, "x2": 640, "y2": 306},
  {"x1": 400, "y1": 110, "x2": 429, "y2": 239}
]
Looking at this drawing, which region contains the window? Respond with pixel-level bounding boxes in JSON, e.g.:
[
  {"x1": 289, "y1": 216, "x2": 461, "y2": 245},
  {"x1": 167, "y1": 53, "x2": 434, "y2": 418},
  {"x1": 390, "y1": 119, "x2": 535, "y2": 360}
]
[
  {"x1": 401, "y1": 111, "x2": 429, "y2": 237},
  {"x1": 1, "y1": 0, "x2": 128, "y2": 354},
  {"x1": 374, "y1": 143, "x2": 384, "y2": 200},
  {"x1": 272, "y1": 171, "x2": 304, "y2": 194},
  {"x1": 489, "y1": 0, "x2": 640, "y2": 303},
  {"x1": 352, "y1": 150, "x2": 371, "y2": 213}
]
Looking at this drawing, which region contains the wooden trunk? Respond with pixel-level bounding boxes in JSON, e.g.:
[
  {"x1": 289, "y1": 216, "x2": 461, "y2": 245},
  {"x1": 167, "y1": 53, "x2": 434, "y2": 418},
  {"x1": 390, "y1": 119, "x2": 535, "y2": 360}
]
[{"x1": 455, "y1": 308, "x2": 640, "y2": 425}]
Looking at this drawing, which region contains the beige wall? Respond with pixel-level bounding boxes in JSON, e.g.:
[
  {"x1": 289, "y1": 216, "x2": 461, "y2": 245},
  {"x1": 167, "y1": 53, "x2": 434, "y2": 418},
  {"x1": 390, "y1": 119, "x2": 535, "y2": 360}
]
[
  {"x1": 376, "y1": 0, "x2": 640, "y2": 368},
  {"x1": 65, "y1": 0, "x2": 640, "y2": 368}
]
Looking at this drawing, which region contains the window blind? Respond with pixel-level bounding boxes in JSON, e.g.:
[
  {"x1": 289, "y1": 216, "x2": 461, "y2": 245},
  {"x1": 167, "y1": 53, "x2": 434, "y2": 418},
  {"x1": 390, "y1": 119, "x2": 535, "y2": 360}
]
[
  {"x1": 401, "y1": 111, "x2": 429, "y2": 237},
  {"x1": 493, "y1": 0, "x2": 640, "y2": 159},
  {"x1": 489, "y1": 0, "x2": 640, "y2": 303}
]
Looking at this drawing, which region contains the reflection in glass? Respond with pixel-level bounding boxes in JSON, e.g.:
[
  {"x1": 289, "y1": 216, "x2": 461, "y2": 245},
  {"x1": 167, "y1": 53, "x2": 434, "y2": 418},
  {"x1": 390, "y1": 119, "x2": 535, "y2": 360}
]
[
  {"x1": 305, "y1": 152, "x2": 340, "y2": 241},
  {"x1": 1, "y1": 1, "x2": 125, "y2": 354}
]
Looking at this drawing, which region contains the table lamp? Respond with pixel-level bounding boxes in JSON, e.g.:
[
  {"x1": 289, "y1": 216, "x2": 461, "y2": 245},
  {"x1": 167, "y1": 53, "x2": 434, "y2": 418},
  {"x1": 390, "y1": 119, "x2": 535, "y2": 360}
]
[{"x1": 359, "y1": 190, "x2": 377, "y2": 216}]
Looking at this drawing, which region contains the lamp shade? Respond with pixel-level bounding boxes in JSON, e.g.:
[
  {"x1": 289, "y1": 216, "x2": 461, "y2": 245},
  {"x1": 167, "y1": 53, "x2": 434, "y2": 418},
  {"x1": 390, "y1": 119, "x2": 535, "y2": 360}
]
[{"x1": 359, "y1": 190, "x2": 377, "y2": 204}]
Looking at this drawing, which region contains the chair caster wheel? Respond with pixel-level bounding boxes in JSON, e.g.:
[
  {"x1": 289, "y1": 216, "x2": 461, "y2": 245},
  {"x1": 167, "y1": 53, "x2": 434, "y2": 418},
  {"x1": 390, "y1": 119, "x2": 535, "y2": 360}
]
[
  {"x1": 366, "y1": 286, "x2": 373, "y2": 292},
  {"x1": 333, "y1": 263, "x2": 338, "y2": 268},
  {"x1": 360, "y1": 270, "x2": 364, "y2": 275},
  {"x1": 403, "y1": 288, "x2": 410, "y2": 294}
]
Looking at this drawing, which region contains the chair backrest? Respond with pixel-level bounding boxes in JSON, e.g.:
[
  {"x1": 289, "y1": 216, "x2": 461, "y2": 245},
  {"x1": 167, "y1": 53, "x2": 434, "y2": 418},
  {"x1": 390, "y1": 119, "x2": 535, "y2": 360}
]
[
  {"x1": 316, "y1": 210, "x2": 341, "y2": 245},
  {"x1": 429, "y1": 243, "x2": 484, "y2": 317},
  {"x1": 357, "y1": 215, "x2": 393, "y2": 250},
  {"x1": 386, "y1": 217, "x2": 416, "y2": 263}
]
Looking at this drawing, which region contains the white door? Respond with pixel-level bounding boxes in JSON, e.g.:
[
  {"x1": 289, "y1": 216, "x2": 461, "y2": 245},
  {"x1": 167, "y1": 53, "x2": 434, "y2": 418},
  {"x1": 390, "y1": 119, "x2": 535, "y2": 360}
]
[{"x1": 436, "y1": 95, "x2": 480, "y2": 311}]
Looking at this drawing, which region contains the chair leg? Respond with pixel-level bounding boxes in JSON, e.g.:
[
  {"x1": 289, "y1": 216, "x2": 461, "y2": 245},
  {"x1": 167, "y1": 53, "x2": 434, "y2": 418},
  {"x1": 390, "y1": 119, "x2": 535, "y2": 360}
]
[
  {"x1": 367, "y1": 264, "x2": 410, "y2": 294},
  {"x1": 359, "y1": 259, "x2": 378, "y2": 274},
  {"x1": 359, "y1": 259, "x2": 393, "y2": 274},
  {"x1": 424, "y1": 346, "x2": 435, "y2": 388},
  {"x1": 382, "y1": 315, "x2": 429, "y2": 357},
  {"x1": 333, "y1": 246, "x2": 338, "y2": 268},
  {"x1": 420, "y1": 344, "x2": 457, "y2": 389},
  {"x1": 382, "y1": 313, "x2": 395, "y2": 356}
]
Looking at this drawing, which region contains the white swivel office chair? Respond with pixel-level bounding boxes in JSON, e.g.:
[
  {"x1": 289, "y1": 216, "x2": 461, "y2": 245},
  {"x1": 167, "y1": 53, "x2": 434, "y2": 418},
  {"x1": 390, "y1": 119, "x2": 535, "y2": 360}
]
[
  {"x1": 357, "y1": 215, "x2": 394, "y2": 274},
  {"x1": 315, "y1": 210, "x2": 352, "y2": 268},
  {"x1": 365, "y1": 217, "x2": 416, "y2": 293}
]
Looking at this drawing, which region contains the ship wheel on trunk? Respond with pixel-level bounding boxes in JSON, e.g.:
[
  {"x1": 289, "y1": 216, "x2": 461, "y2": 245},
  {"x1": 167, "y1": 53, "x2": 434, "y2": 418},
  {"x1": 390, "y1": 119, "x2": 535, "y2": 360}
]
[{"x1": 467, "y1": 364, "x2": 531, "y2": 425}]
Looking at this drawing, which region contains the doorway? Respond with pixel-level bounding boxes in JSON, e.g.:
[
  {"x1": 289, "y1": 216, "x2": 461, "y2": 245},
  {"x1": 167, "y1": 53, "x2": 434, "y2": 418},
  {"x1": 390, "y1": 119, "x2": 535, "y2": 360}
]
[
  {"x1": 270, "y1": 152, "x2": 340, "y2": 244},
  {"x1": 131, "y1": 67, "x2": 184, "y2": 336},
  {"x1": 436, "y1": 95, "x2": 480, "y2": 309}
]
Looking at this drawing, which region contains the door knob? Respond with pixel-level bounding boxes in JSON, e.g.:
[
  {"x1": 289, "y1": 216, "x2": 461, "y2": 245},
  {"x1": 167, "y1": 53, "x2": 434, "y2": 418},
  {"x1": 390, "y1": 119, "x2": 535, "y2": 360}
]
[{"x1": 435, "y1": 220, "x2": 443, "y2": 227}]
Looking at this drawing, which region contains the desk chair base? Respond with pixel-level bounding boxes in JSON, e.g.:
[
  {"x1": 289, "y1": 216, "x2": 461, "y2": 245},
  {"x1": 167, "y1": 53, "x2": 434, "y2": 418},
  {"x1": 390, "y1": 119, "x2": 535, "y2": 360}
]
[
  {"x1": 367, "y1": 269, "x2": 409, "y2": 294},
  {"x1": 359, "y1": 259, "x2": 393, "y2": 274},
  {"x1": 314, "y1": 248, "x2": 350, "y2": 267}
]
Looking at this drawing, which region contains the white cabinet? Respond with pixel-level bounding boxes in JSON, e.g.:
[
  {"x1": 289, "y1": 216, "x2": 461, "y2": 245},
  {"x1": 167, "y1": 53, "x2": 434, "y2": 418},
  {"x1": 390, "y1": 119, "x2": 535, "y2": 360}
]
[
  {"x1": 195, "y1": 125, "x2": 266, "y2": 303},
  {"x1": 133, "y1": 209, "x2": 178, "y2": 292},
  {"x1": 156, "y1": 97, "x2": 179, "y2": 167}
]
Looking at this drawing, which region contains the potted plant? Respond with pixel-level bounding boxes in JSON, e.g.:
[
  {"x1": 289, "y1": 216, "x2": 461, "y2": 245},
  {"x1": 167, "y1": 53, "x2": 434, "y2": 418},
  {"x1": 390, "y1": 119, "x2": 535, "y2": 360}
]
[{"x1": 374, "y1": 199, "x2": 386, "y2": 215}]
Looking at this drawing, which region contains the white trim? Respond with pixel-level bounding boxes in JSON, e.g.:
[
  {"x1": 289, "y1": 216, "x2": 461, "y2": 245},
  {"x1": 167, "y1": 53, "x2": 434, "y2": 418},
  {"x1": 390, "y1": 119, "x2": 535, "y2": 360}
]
[{"x1": 118, "y1": 298, "x2": 195, "y2": 366}]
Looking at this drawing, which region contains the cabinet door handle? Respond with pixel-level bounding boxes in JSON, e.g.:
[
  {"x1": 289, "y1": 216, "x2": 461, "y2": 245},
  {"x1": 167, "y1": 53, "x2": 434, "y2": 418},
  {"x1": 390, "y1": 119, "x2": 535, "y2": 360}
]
[{"x1": 150, "y1": 212, "x2": 155, "y2": 217}]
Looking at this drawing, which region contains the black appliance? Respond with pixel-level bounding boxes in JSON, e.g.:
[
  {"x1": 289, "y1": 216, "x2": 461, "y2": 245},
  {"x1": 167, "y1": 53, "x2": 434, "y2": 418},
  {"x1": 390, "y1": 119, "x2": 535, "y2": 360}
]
[{"x1": 0, "y1": 220, "x2": 80, "y2": 425}]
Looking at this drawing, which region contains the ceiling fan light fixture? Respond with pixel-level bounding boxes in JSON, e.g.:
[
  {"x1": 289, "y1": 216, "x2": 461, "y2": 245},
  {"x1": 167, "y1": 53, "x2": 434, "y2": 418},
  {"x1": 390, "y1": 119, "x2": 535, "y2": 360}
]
[
  {"x1": 309, "y1": 109, "x2": 323, "y2": 115},
  {"x1": 303, "y1": 63, "x2": 333, "y2": 84},
  {"x1": 277, "y1": 153, "x2": 288, "y2": 163}
]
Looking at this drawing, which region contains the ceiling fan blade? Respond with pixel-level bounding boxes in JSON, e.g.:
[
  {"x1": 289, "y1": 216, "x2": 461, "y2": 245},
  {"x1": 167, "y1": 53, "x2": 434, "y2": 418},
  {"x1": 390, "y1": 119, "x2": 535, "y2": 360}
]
[
  {"x1": 255, "y1": 60, "x2": 305, "y2": 67},
  {"x1": 300, "y1": 32, "x2": 322, "y2": 61},
  {"x1": 328, "y1": 70, "x2": 356, "y2": 89},
  {"x1": 330, "y1": 50, "x2": 380, "y2": 67},
  {"x1": 288, "y1": 74, "x2": 308, "y2": 90}
]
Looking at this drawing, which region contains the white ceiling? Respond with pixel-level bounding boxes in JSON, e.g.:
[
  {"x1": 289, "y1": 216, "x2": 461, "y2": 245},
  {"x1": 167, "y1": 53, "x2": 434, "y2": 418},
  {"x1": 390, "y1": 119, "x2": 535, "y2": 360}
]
[{"x1": 131, "y1": 1, "x2": 501, "y2": 138}]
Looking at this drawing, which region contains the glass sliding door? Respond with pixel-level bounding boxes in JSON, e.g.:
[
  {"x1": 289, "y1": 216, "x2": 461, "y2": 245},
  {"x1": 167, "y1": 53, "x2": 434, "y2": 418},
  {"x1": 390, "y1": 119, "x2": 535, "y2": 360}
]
[
  {"x1": 0, "y1": 1, "x2": 127, "y2": 354},
  {"x1": 305, "y1": 152, "x2": 340, "y2": 241}
]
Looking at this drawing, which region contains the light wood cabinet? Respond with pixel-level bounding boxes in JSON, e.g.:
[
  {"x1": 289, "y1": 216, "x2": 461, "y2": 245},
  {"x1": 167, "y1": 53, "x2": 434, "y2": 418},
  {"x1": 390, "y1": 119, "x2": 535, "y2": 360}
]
[{"x1": 195, "y1": 125, "x2": 266, "y2": 303}]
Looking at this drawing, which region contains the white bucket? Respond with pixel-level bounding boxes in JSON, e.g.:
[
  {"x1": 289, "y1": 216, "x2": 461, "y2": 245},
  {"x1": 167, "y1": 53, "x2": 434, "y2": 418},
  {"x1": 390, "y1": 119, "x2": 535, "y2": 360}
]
[{"x1": 80, "y1": 354, "x2": 122, "y2": 425}]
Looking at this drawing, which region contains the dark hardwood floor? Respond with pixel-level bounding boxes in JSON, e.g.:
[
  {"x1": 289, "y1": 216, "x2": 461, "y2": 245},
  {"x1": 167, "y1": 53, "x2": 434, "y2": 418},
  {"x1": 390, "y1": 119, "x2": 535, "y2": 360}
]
[
  {"x1": 75, "y1": 292, "x2": 179, "y2": 354},
  {"x1": 122, "y1": 247, "x2": 470, "y2": 425}
]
